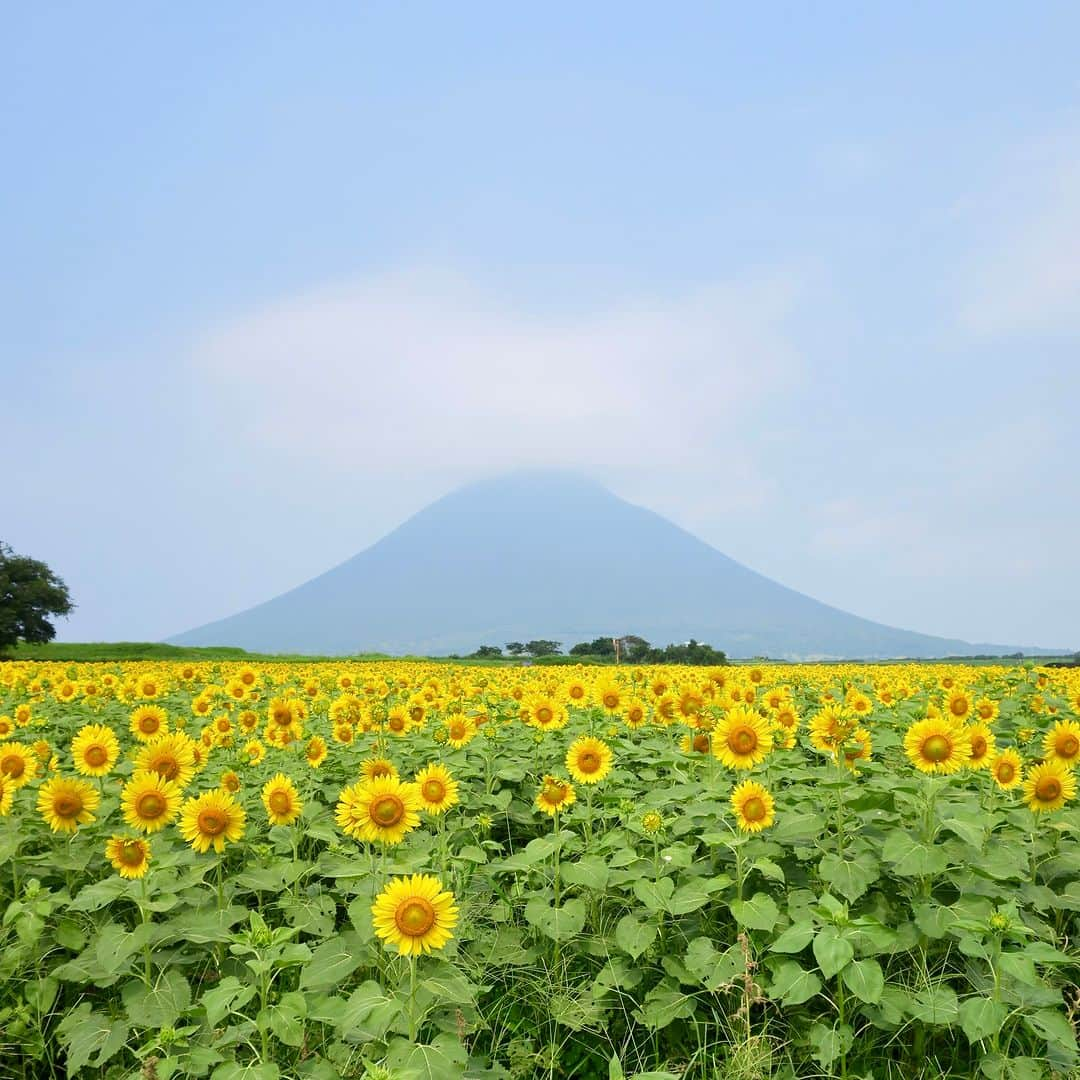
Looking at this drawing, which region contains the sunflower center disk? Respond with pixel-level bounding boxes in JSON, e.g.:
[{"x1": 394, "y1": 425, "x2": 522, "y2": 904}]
[
  {"x1": 422, "y1": 780, "x2": 445, "y2": 802},
  {"x1": 922, "y1": 735, "x2": 950, "y2": 762},
  {"x1": 53, "y1": 795, "x2": 82, "y2": 818},
  {"x1": 371, "y1": 795, "x2": 404, "y2": 826},
  {"x1": 269, "y1": 791, "x2": 292, "y2": 814},
  {"x1": 730, "y1": 729, "x2": 757, "y2": 754},
  {"x1": 743, "y1": 797, "x2": 767, "y2": 822},
  {"x1": 137, "y1": 793, "x2": 165, "y2": 819},
  {"x1": 3, "y1": 758, "x2": 25, "y2": 778},
  {"x1": 198, "y1": 810, "x2": 228, "y2": 835},
  {"x1": 997, "y1": 764, "x2": 1015, "y2": 782},
  {"x1": 395, "y1": 897, "x2": 436, "y2": 937},
  {"x1": 121, "y1": 843, "x2": 144, "y2": 865},
  {"x1": 579, "y1": 752, "x2": 599, "y2": 773},
  {"x1": 1059, "y1": 736, "x2": 1079, "y2": 757},
  {"x1": 1037, "y1": 779, "x2": 1062, "y2": 801},
  {"x1": 85, "y1": 746, "x2": 108, "y2": 767},
  {"x1": 970, "y1": 737, "x2": 986, "y2": 758}
]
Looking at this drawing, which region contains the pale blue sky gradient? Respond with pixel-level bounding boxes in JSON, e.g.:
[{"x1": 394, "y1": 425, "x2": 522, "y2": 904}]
[{"x1": 3, "y1": 4, "x2": 1078, "y2": 648}]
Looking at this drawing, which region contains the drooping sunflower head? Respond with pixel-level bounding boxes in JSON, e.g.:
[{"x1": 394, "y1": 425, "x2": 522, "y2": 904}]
[
  {"x1": 903, "y1": 717, "x2": 972, "y2": 775},
  {"x1": 990, "y1": 748, "x2": 1023, "y2": 790},
  {"x1": 713, "y1": 706, "x2": 774, "y2": 771},
  {"x1": 71, "y1": 723, "x2": 120, "y2": 777},
  {"x1": 371, "y1": 874, "x2": 458, "y2": 956},
  {"x1": 105, "y1": 835, "x2": 152, "y2": 879},
  {"x1": 0, "y1": 742, "x2": 38, "y2": 788},
  {"x1": 565, "y1": 736, "x2": 613, "y2": 785},
  {"x1": 536, "y1": 774, "x2": 576, "y2": 816},
  {"x1": 414, "y1": 763, "x2": 459, "y2": 815},
  {"x1": 179, "y1": 789, "x2": 247, "y2": 853},
  {"x1": 121, "y1": 769, "x2": 182, "y2": 833},
  {"x1": 1043, "y1": 720, "x2": 1080, "y2": 767},
  {"x1": 262, "y1": 773, "x2": 303, "y2": 826},
  {"x1": 361, "y1": 757, "x2": 399, "y2": 782},
  {"x1": 37, "y1": 776, "x2": 100, "y2": 833},
  {"x1": 1023, "y1": 760, "x2": 1076, "y2": 813},
  {"x1": 730, "y1": 780, "x2": 775, "y2": 833}
]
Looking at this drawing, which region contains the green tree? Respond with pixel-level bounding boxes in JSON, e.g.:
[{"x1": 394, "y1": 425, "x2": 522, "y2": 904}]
[
  {"x1": 0, "y1": 543, "x2": 75, "y2": 651},
  {"x1": 471, "y1": 645, "x2": 503, "y2": 659},
  {"x1": 524, "y1": 639, "x2": 562, "y2": 657},
  {"x1": 504, "y1": 642, "x2": 526, "y2": 656}
]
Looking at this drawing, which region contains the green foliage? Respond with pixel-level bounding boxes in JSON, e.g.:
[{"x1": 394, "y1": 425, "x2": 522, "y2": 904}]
[{"x1": 0, "y1": 543, "x2": 74, "y2": 650}]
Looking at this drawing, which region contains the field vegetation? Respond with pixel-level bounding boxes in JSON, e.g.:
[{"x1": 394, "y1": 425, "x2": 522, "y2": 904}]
[{"x1": 0, "y1": 659, "x2": 1077, "y2": 1079}]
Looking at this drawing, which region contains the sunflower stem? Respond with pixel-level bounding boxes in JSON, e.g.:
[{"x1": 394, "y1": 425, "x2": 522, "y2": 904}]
[
  {"x1": 140, "y1": 876, "x2": 153, "y2": 989},
  {"x1": 408, "y1": 954, "x2": 418, "y2": 1042}
]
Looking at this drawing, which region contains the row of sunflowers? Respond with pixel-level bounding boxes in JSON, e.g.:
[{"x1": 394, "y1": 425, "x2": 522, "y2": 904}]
[{"x1": 0, "y1": 659, "x2": 1078, "y2": 1079}]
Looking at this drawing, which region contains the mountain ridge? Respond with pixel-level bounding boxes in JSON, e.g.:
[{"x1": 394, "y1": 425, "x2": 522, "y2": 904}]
[{"x1": 168, "y1": 471, "x2": 1062, "y2": 658}]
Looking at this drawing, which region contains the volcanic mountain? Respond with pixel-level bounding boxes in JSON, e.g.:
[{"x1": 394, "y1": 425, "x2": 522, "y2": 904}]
[{"x1": 169, "y1": 472, "x2": 1048, "y2": 659}]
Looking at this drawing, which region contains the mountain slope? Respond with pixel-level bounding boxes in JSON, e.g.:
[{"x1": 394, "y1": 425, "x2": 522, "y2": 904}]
[{"x1": 168, "y1": 472, "x2": 1053, "y2": 658}]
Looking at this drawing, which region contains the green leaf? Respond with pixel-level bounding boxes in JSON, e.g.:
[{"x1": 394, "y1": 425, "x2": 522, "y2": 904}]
[
  {"x1": 201, "y1": 976, "x2": 256, "y2": 1028},
  {"x1": 1025, "y1": 1008, "x2": 1079, "y2": 1053},
  {"x1": 818, "y1": 851, "x2": 879, "y2": 902},
  {"x1": 385, "y1": 1034, "x2": 468, "y2": 1079},
  {"x1": 615, "y1": 914, "x2": 656, "y2": 960},
  {"x1": 337, "y1": 981, "x2": 401, "y2": 1041},
  {"x1": 808, "y1": 1022, "x2": 853, "y2": 1068},
  {"x1": 632, "y1": 877, "x2": 675, "y2": 913},
  {"x1": 907, "y1": 984, "x2": 959, "y2": 1024},
  {"x1": 212, "y1": 1064, "x2": 280, "y2": 1080},
  {"x1": 123, "y1": 971, "x2": 192, "y2": 1029},
  {"x1": 68, "y1": 877, "x2": 129, "y2": 912},
  {"x1": 635, "y1": 979, "x2": 695, "y2": 1030},
  {"x1": 959, "y1": 997, "x2": 1007, "y2": 1043},
  {"x1": 812, "y1": 926, "x2": 854, "y2": 979},
  {"x1": 561, "y1": 855, "x2": 610, "y2": 891},
  {"x1": 840, "y1": 959, "x2": 884, "y2": 1004},
  {"x1": 881, "y1": 832, "x2": 948, "y2": 877},
  {"x1": 57, "y1": 1003, "x2": 128, "y2": 1074},
  {"x1": 299, "y1": 933, "x2": 365, "y2": 992},
  {"x1": 730, "y1": 892, "x2": 779, "y2": 932},
  {"x1": 768, "y1": 922, "x2": 815, "y2": 954},
  {"x1": 768, "y1": 960, "x2": 822, "y2": 1006},
  {"x1": 262, "y1": 991, "x2": 306, "y2": 1048},
  {"x1": 524, "y1": 897, "x2": 587, "y2": 941}
]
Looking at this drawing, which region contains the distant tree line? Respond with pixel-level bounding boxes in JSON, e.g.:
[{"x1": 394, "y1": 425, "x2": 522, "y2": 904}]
[
  {"x1": 0, "y1": 542, "x2": 74, "y2": 653},
  {"x1": 469, "y1": 635, "x2": 726, "y2": 665}
]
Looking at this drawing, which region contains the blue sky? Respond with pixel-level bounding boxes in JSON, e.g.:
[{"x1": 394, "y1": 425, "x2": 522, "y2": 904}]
[{"x1": 3, "y1": 3, "x2": 1078, "y2": 649}]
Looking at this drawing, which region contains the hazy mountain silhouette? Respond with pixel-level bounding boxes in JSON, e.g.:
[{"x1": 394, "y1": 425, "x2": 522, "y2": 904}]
[{"x1": 168, "y1": 472, "x2": 1058, "y2": 658}]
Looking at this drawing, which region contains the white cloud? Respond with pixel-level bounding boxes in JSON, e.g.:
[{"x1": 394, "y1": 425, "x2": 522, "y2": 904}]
[
  {"x1": 191, "y1": 265, "x2": 806, "y2": 472},
  {"x1": 955, "y1": 132, "x2": 1080, "y2": 338}
]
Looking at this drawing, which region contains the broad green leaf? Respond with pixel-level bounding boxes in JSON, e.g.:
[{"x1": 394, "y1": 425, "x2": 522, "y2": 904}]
[
  {"x1": 632, "y1": 877, "x2": 675, "y2": 913},
  {"x1": 768, "y1": 922, "x2": 815, "y2": 954},
  {"x1": 959, "y1": 997, "x2": 1007, "y2": 1043},
  {"x1": 337, "y1": 981, "x2": 401, "y2": 1041},
  {"x1": 812, "y1": 925, "x2": 854, "y2": 979},
  {"x1": 840, "y1": 958, "x2": 884, "y2": 1004},
  {"x1": 615, "y1": 914, "x2": 656, "y2": 960},
  {"x1": 768, "y1": 960, "x2": 822, "y2": 1006},
  {"x1": 881, "y1": 832, "x2": 948, "y2": 877},
  {"x1": 808, "y1": 1022, "x2": 853, "y2": 1068},
  {"x1": 730, "y1": 892, "x2": 779, "y2": 932},
  {"x1": 201, "y1": 976, "x2": 256, "y2": 1028},
  {"x1": 123, "y1": 970, "x2": 191, "y2": 1029},
  {"x1": 57, "y1": 1003, "x2": 129, "y2": 1074},
  {"x1": 524, "y1": 897, "x2": 587, "y2": 941},
  {"x1": 561, "y1": 854, "x2": 610, "y2": 891},
  {"x1": 907, "y1": 984, "x2": 959, "y2": 1024},
  {"x1": 818, "y1": 852, "x2": 878, "y2": 902},
  {"x1": 635, "y1": 979, "x2": 695, "y2": 1030},
  {"x1": 299, "y1": 933, "x2": 365, "y2": 992}
]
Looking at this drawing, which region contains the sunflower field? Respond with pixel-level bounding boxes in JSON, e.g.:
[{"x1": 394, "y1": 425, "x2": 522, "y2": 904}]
[{"x1": 0, "y1": 660, "x2": 1078, "y2": 1080}]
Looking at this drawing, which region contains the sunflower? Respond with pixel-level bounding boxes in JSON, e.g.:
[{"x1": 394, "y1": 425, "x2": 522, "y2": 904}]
[
  {"x1": 1043, "y1": 720, "x2": 1080, "y2": 768},
  {"x1": 444, "y1": 714, "x2": 477, "y2": 749},
  {"x1": 179, "y1": 790, "x2": 247, "y2": 853},
  {"x1": 361, "y1": 757, "x2": 399, "y2": 782},
  {"x1": 71, "y1": 723, "x2": 120, "y2": 777},
  {"x1": 0, "y1": 742, "x2": 37, "y2": 788},
  {"x1": 527, "y1": 697, "x2": 568, "y2": 732},
  {"x1": 680, "y1": 732, "x2": 711, "y2": 755},
  {"x1": 1023, "y1": 760, "x2": 1076, "y2": 813},
  {"x1": 414, "y1": 763, "x2": 459, "y2": 815},
  {"x1": 677, "y1": 687, "x2": 705, "y2": 720},
  {"x1": 332, "y1": 723, "x2": 355, "y2": 746},
  {"x1": 121, "y1": 770, "x2": 182, "y2": 833},
  {"x1": 0, "y1": 717, "x2": 13, "y2": 739},
  {"x1": 37, "y1": 776, "x2": 100, "y2": 833},
  {"x1": 371, "y1": 874, "x2": 458, "y2": 956},
  {"x1": 334, "y1": 776, "x2": 422, "y2": 845},
  {"x1": 944, "y1": 688, "x2": 973, "y2": 723},
  {"x1": 965, "y1": 723, "x2": 996, "y2": 770},
  {"x1": 990, "y1": 749, "x2": 1024, "y2": 790},
  {"x1": 654, "y1": 695, "x2": 678, "y2": 725},
  {"x1": 14, "y1": 703, "x2": 32, "y2": 726},
  {"x1": 808, "y1": 704, "x2": 853, "y2": 754},
  {"x1": 262, "y1": 773, "x2": 303, "y2": 826},
  {"x1": 731, "y1": 780, "x2": 775, "y2": 833},
  {"x1": 564, "y1": 678, "x2": 589, "y2": 705},
  {"x1": 267, "y1": 697, "x2": 298, "y2": 731},
  {"x1": 565, "y1": 736, "x2": 613, "y2": 785},
  {"x1": 974, "y1": 697, "x2": 1000, "y2": 724},
  {"x1": 839, "y1": 727, "x2": 873, "y2": 771},
  {"x1": 0, "y1": 777, "x2": 13, "y2": 816},
  {"x1": 536, "y1": 774, "x2": 576, "y2": 816},
  {"x1": 134, "y1": 732, "x2": 197, "y2": 787},
  {"x1": 383, "y1": 706, "x2": 411, "y2": 737},
  {"x1": 713, "y1": 706, "x2": 773, "y2": 770},
  {"x1": 641, "y1": 810, "x2": 663, "y2": 834},
  {"x1": 244, "y1": 739, "x2": 266, "y2": 764},
  {"x1": 305, "y1": 735, "x2": 328, "y2": 768},
  {"x1": 623, "y1": 700, "x2": 649, "y2": 730},
  {"x1": 105, "y1": 835, "x2": 152, "y2": 879},
  {"x1": 220, "y1": 770, "x2": 241, "y2": 794},
  {"x1": 903, "y1": 717, "x2": 971, "y2": 775}
]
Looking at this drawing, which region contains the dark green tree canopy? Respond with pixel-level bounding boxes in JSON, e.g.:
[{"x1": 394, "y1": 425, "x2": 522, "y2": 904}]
[{"x1": 0, "y1": 543, "x2": 74, "y2": 650}]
